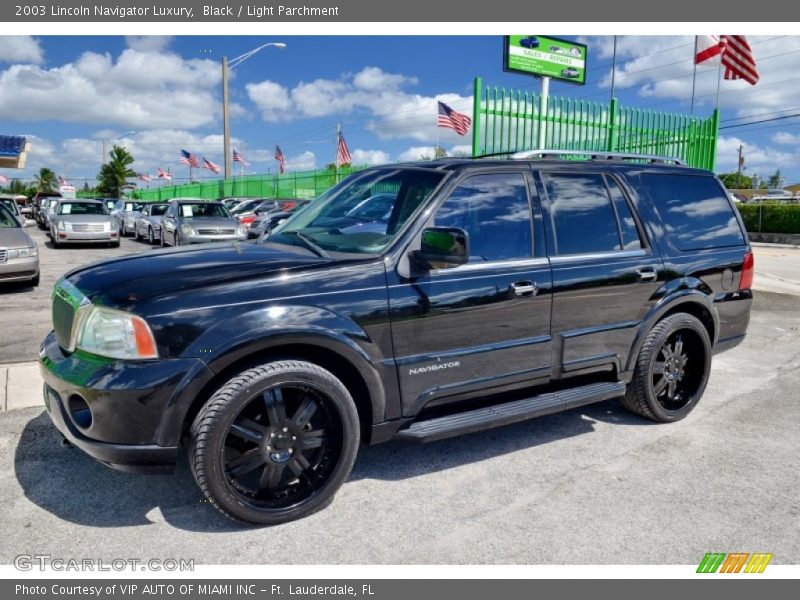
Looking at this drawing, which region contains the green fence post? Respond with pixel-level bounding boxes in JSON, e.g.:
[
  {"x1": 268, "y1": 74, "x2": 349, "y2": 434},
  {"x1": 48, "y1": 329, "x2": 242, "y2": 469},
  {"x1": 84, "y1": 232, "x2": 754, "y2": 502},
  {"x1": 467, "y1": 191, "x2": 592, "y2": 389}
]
[
  {"x1": 708, "y1": 108, "x2": 720, "y2": 171},
  {"x1": 472, "y1": 77, "x2": 482, "y2": 157},
  {"x1": 607, "y1": 98, "x2": 619, "y2": 152}
]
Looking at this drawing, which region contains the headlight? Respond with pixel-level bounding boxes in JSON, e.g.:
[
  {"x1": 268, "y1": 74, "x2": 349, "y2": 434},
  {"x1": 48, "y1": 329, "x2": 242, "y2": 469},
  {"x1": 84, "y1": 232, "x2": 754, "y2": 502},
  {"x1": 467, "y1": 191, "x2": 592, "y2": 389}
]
[
  {"x1": 57, "y1": 221, "x2": 66, "y2": 231},
  {"x1": 6, "y1": 246, "x2": 37, "y2": 259},
  {"x1": 181, "y1": 224, "x2": 195, "y2": 235},
  {"x1": 76, "y1": 306, "x2": 158, "y2": 360}
]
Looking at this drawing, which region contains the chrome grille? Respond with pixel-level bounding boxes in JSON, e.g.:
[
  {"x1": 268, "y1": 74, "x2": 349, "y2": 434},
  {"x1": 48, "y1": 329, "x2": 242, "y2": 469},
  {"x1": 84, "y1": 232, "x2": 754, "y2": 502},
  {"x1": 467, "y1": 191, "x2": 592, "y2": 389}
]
[
  {"x1": 52, "y1": 293, "x2": 75, "y2": 349},
  {"x1": 197, "y1": 228, "x2": 236, "y2": 235},
  {"x1": 0, "y1": 248, "x2": 7, "y2": 263},
  {"x1": 71, "y1": 223, "x2": 105, "y2": 233}
]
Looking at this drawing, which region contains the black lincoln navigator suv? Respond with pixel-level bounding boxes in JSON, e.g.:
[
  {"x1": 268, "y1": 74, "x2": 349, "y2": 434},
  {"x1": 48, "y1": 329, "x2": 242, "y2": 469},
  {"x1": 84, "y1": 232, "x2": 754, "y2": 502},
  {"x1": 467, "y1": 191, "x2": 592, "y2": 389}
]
[{"x1": 40, "y1": 151, "x2": 753, "y2": 524}]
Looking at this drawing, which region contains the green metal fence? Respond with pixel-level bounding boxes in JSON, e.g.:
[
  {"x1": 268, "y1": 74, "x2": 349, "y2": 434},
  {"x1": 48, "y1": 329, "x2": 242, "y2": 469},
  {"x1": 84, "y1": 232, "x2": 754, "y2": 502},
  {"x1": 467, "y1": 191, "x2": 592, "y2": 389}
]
[
  {"x1": 471, "y1": 77, "x2": 720, "y2": 170},
  {"x1": 135, "y1": 165, "x2": 369, "y2": 201}
]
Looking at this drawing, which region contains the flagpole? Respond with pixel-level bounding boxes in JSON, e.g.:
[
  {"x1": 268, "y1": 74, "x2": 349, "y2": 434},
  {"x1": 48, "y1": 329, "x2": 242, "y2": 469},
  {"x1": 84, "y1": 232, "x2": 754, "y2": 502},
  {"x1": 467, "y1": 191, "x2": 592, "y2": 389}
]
[
  {"x1": 715, "y1": 56, "x2": 723, "y2": 109},
  {"x1": 435, "y1": 102, "x2": 439, "y2": 156},
  {"x1": 335, "y1": 123, "x2": 340, "y2": 184},
  {"x1": 610, "y1": 36, "x2": 618, "y2": 102},
  {"x1": 690, "y1": 36, "x2": 699, "y2": 114}
]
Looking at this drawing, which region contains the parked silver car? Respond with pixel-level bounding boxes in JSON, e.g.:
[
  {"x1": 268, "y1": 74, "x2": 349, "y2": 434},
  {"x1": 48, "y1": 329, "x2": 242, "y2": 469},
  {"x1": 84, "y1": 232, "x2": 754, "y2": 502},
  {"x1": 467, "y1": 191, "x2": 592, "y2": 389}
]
[
  {"x1": 49, "y1": 199, "x2": 120, "y2": 247},
  {"x1": 112, "y1": 200, "x2": 144, "y2": 236},
  {"x1": 160, "y1": 199, "x2": 246, "y2": 246},
  {"x1": 134, "y1": 202, "x2": 169, "y2": 244},
  {"x1": 39, "y1": 197, "x2": 61, "y2": 230},
  {"x1": 0, "y1": 203, "x2": 39, "y2": 286}
]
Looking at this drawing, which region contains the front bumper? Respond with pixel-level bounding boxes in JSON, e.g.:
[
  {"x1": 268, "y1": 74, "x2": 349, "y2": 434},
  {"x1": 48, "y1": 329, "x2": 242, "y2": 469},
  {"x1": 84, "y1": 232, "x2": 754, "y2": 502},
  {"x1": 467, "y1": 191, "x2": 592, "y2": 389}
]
[
  {"x1": 183, "y1": 233, "x2": 247, "y2": 244},
  {"x1": 39, "y1": 331, "x2": 212, "y2": 473},
  {"x1": 0, "y1": 255, "x2": 39, "y2": 282},
  {"x1": 56, "y1": 231, "x2": 118, "y2": 243}
]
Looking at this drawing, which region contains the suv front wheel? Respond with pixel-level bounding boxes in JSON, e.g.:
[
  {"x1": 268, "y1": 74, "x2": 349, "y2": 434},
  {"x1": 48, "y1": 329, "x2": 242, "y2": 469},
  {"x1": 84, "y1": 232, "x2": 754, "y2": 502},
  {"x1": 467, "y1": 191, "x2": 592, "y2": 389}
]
[
  {"x1": 189, "y1": 360, "x2": 360, "y2": 524},
  {"x1": 623, "y1": 313, "x2": 711, "y2": 422}
]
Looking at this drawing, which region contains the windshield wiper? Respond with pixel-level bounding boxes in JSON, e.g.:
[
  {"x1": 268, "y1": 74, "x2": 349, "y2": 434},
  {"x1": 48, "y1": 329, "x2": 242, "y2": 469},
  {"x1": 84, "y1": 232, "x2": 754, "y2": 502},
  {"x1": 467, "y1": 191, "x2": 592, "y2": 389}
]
[{"x1": 282, "y1": 231, "x2": 330, "y2": 258}]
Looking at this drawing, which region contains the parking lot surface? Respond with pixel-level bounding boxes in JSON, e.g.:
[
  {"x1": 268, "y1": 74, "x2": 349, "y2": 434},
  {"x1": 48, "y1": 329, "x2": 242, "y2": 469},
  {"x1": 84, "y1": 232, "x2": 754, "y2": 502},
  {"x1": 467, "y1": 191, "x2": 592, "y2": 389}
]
[
  {"x1": 0, "y1": 226, "x2": 153, "y2": 363},
  {"x1": 0, "y1": 290, "x2": 797, "y2": 564}
]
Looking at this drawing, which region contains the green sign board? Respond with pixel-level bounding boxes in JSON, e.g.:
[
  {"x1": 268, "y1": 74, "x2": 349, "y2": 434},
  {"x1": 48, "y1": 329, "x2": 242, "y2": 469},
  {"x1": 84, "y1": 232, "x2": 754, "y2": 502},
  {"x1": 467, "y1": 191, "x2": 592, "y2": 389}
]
[{"x1": 503, "y1": 35, "x2": 587, "y2": 85}]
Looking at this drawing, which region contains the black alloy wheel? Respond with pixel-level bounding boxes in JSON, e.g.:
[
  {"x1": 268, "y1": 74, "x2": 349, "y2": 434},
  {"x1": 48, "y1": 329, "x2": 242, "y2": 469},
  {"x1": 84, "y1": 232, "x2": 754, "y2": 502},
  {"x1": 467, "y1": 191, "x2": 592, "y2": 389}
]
[
  {"x1": 148, "y1": 227, "x2": 154, "y2": 244},
  {"x1": 623, "y1": 313, "x2": 711, "y2": 422},
  {"x1": 190, "y1": 360, "x2": 360, "y2": 524}
]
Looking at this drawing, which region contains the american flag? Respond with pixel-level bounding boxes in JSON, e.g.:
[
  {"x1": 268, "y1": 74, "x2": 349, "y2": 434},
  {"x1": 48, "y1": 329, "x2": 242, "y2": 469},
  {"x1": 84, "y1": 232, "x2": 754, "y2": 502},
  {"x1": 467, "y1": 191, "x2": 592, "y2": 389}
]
[
  {"x1": 274, "y1": 145, "x2": 286, "y2": 174},
  {"x1": 336, "y1": 132, "x2": 352, "y2": 166},
  {"x1": 137, "y1": 173, "x2": 151, "y2": 182},
  {"x1": 695, "y1": 35, "x2": 723, "y2": 64},
  {"x1": 202, "y1": 157, "x2": 221, "y2": 174},
  {"x1": 233, "y1": 148, "x2": 250, "y2": 166},
  {"x1": 437, "y1": 101, "x2": 472, "y2": 136},
  {"x1": 0, "y1": 175, "x2": 8, "y2": 184},
  {"x1": 721, "y1": 35, "x2": 759, "y2": 85},
  {"x1": 157, "y1": 167, "x2": 172, "y2": 180},
  {"x1": 57, "y1": 175, "x2": 69, "y2": 186},
  {"x1": 179, "y1": 149, "x2": 200, "y2": 168}
]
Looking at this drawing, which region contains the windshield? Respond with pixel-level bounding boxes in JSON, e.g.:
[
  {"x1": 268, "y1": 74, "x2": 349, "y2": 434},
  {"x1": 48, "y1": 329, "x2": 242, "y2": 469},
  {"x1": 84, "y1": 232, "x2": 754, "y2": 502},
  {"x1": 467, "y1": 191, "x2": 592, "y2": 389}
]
[
  {"x1": 1, "y1": 199, "x2": 19, "y2": 214},
  {"x1": 178, "y1": 203, "x2": 231, "y2": 218},
  {"x1": 58, "y1": 203, "x2": 109, "y2": 215},
  {"x1": 269, "y1": 168, "x2": 445, "y2": 254},
  {"x1": 124, "y1": 202, "x2": 143, "y2": 212},
  {"x1": 0, "y1": 205, "x2": 19, "y2": 228},
  {"x1": 231, "y1": 199, "x2": 262, "y2": 214},
  {"x1": 150, "y1": 204, "x2": 169, "y2": 216}
]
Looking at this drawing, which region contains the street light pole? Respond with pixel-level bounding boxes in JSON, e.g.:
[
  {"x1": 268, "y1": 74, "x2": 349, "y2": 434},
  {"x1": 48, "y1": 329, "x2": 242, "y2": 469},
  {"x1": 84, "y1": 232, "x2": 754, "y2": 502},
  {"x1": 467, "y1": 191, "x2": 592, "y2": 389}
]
[
  {"x1": 221, "y1": 42, "x2": 286, "y2": 181},
  {"x1": 222, "y1": 56, "x2": 232, "y2": 179}
]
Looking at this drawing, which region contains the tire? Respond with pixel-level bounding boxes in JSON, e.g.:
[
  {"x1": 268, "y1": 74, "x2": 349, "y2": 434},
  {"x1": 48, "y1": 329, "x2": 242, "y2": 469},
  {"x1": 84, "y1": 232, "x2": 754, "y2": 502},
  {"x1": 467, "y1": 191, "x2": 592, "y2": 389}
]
[
  {"x1": 51, "y1": 230, "x2": 59, "y2": 248},
  {"x1": 160, "y1": 230, "x2": 166, "y2": 247},
  {"x1": 110, "y1": 240, "x2": 120, "y2": 248},
  {"x1": 623, "y1": 313, "x2": 711, "y2": 422},
  {"x1": 174, "y1": 232, "x2": 181, "y2": 247},
  {"x1": 148, "y1": 228, "x2": 155, "y2": 245},
  {"x1": 189, "y1": 360, "x2": 360, "y2": 525},
  {"x1": 133, "y1": 226, "x2": 140, "y2": 241}
]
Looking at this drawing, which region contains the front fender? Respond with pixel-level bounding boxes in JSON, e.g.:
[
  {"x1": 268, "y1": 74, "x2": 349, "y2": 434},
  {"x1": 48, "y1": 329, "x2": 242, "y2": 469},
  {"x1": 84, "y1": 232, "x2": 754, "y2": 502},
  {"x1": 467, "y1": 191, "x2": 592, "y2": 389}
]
[{"x1": 624, "y1": 286, "x2": 719, "y2": 373}]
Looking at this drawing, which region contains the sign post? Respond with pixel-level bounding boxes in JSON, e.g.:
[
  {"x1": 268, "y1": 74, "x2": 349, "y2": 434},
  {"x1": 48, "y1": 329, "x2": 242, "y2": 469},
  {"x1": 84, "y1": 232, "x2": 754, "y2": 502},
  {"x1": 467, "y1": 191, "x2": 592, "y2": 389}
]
[{"x1": 503, "y1": 35, "x2": 587, "y2": 150}]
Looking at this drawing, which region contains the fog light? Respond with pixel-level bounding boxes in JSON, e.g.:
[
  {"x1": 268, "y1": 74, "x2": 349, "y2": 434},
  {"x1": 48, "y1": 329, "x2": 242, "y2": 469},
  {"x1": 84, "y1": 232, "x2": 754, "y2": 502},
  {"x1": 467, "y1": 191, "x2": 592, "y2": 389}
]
[{"x1": 67, "y1": 394, "x2": 92, "y2": 429}]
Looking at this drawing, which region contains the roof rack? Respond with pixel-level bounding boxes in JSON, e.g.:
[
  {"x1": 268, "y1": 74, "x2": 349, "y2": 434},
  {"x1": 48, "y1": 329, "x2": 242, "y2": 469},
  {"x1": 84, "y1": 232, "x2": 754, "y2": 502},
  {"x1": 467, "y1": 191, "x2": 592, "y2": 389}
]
[{"x1": 508, "y1": 149, "x2": 686, "y2": 165}]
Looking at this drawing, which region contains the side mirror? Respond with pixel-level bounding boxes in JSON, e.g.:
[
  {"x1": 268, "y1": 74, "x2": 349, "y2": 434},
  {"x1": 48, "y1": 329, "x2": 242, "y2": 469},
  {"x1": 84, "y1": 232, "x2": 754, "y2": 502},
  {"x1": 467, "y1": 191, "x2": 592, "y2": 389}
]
[{"x1": 413, "y1": 227, "x2": 469, "y2": 270}]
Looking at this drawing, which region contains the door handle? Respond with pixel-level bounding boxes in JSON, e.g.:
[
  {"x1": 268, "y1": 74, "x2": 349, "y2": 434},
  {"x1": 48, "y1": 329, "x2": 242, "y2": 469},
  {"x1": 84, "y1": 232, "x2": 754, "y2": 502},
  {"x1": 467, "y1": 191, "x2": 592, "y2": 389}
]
[
  {"x1": 637, "y1": 267, "x2": 658, "y2": 282},
  {"x1": 511, "y1": 281, "x2": 538, "y2": 297}
]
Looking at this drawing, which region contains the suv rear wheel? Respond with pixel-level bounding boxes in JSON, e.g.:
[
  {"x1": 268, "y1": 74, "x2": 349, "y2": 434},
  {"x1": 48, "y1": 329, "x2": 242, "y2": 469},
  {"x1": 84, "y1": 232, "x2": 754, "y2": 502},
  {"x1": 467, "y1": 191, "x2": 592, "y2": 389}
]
[
  {"x1": 189, "y1": 360, "x2": 360, "y2": 524},
  {"x1": 623, "y1": 313, "x2": 711, "y2": 422}
]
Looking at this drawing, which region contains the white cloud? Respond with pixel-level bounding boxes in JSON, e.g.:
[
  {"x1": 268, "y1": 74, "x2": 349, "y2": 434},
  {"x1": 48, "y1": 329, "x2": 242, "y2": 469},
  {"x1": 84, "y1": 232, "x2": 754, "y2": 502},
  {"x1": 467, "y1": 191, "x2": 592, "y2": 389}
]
[
  {"x1": 772, "y1": 131, "x2": 800, "y2": 146},
  {"x1": 350, "y1": 149, "x2": 390, "y2": 165},
  {"x1": 287, "y1": 150, "x2": 316, "y2": 171},
  {"x1": 247, "y1": 66, "x2": 472, "y2": 143},
  {"x1": 397, "y1": 146, "x2": 436, "y2": 161},
  {"x1": 0, "y1": 47, "x2": 222, "y2": 129},
  {"x1": 0, "y1": 36, "x2": 44, "y2": 64},
  {"x1": 125, "y1": 36, "x2": 173, "y2": 53},
  {"x1": 716, "y1": 135, "x2": 799, "y2": 174}
]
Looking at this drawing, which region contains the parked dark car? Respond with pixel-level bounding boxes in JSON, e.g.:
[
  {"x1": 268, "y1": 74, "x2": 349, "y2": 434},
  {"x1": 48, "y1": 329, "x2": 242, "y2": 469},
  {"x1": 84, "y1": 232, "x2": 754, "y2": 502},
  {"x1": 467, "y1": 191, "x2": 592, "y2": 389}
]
[
  {"x1": 32, "y1": 191, "x2": 62, "y2": 228},
  {"x1": 40, "y1": 152, "x2": 753, "y2": 525},
  {"x1": 248, "y1": 199, "x2": 311, "y2": 239}
]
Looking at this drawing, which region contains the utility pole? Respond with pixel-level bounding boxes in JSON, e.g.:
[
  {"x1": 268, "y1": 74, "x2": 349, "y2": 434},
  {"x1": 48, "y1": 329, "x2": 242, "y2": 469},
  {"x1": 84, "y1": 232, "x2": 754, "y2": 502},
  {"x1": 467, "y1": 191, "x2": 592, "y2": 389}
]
[
  {"x1": 222, "y1": 55, "x2": 231, "y2": 180},
  {"x1": 737, "y1": 144, "x2": 744, "y2": 189}
]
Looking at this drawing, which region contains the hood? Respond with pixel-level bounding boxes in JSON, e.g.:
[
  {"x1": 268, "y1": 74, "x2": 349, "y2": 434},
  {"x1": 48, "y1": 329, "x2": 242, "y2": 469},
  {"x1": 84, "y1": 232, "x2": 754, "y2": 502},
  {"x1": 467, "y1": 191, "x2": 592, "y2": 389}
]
[
  {"x1": 0, "y1": 227, "x2": 33, "y2": 248},
  {"x1": 65, "y1": 241, "x2": 329, "y2": 309},
  {"x1": 57, "y1": 214, "x2": 113, "y2": 223}
]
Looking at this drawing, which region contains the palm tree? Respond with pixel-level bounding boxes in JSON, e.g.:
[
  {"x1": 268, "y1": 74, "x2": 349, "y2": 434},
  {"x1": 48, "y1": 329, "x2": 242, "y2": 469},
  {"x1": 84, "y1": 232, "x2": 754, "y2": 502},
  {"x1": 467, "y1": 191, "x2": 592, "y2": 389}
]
[
  {"x1": 96, "y1": 145, "x2": 137, "y2": 197},
  {"x1": 33, "y1": 167, "x2": 57, "y2": 192}
]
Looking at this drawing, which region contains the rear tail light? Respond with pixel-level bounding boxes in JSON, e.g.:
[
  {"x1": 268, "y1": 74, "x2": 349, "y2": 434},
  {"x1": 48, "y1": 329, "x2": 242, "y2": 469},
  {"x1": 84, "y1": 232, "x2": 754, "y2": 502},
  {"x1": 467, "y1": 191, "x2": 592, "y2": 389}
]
[{"x1": 739, "y1": 250, "x2": 754, "y2": 290}]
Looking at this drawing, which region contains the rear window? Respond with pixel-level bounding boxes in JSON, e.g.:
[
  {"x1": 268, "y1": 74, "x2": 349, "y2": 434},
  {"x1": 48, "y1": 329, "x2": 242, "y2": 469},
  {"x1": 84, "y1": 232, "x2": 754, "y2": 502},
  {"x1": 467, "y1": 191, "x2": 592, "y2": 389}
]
[{"x1": 643, "y1": 174, "x2": 745, "y2": 250}]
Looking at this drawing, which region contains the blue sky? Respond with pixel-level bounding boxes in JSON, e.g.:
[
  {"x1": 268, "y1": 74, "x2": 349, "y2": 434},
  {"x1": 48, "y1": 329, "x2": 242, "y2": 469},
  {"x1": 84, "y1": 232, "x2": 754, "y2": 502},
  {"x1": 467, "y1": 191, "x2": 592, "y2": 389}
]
[{"x1": 1, "y1": 35, "x2": 799, "y2": 186}]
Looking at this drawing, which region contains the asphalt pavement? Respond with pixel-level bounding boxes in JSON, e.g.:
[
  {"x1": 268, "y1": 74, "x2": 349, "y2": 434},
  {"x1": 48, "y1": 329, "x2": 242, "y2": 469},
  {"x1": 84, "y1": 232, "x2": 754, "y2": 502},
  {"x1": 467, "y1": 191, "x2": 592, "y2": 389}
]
[{"x1": 0, "y1": 290, "x2": 797, "y2": 564}]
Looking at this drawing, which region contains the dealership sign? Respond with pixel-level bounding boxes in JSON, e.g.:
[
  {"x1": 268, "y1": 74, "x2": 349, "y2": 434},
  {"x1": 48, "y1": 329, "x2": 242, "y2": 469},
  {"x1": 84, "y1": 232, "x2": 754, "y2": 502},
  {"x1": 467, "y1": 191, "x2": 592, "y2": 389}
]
[{"x1": 503, "y1": 35, "x2": 587, "y2": 85}]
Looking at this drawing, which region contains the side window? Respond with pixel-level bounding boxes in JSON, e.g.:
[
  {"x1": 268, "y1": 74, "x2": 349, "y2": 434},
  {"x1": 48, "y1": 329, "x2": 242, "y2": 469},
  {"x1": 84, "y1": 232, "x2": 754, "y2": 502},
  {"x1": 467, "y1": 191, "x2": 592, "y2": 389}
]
[
  {"x1": 543, "y1": 173, "x2": 622, "y2": 255},
  {"x1": 434, "y1": 173, "x2": 532, "y2": 263},
  {"x1": 605, "y1": 176, "x2": 643, "y2": 251},
  {"x1": 166, "y1": 204, "x2": 175, "y2": 218},
  {"x1": 642, "y1": 174, "x2": 746, "y2": 250}
]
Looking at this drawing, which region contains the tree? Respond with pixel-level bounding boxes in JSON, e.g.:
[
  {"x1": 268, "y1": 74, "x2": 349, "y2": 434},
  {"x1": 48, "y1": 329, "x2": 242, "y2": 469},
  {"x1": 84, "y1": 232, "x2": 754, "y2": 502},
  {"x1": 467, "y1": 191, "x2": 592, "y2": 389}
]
[
  {"x1": 33, "y1": 167, "x2": 57, "y2": 192},
  {"x1": 96, "y1": 145, "x2": 136, "y2": 198},
  {"x1": 718, "y1": 172, "x2": 752, "y2": 189},
  {"x1": 766, "y1": 169, "x2": 783, "y2": 189}
]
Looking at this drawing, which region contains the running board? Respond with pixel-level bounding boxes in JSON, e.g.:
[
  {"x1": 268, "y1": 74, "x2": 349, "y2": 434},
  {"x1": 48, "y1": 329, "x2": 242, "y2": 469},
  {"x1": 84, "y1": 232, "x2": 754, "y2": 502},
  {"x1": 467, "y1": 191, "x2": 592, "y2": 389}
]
[{"x1": 395, "y1": 381, "x2": 626, "y2": 443}]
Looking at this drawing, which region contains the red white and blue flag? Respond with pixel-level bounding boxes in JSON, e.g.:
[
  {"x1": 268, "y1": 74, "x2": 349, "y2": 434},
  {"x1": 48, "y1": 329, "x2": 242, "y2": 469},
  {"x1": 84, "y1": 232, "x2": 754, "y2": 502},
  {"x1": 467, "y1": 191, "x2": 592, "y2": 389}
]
[
  {"x1": 0, "y1": 175, "x2": 8, "y2": 184},
  {"x1": 137, "y1": 173, "x2": 151, "y2": 182},
  {"x1": 695, "y1": 35, "x2": 759, "y2": 85},
  {"x1": 57, "y1": 175, "x2": 69, "y2": 186},
  {"x1": 437, "y1": 101, "x2": 472, "y2": 136},
  {"x1": 179, "y1": 149, "x2": 200, "y2": 168},
  {"x1": 202, "y1": 157, "x2": 221, "y2": 174},
  {"x1": 233, "y1": 148, "x2": 249, "y2": 166},
  {"x1": 336, "y1": 132, "x2": 352, "y2": 166},
  {"x1": 157, "y1": 167, "x2": 172, "y2": 180},
  {"x1": 274, "y1": 145, "x2": 286, "y2": 174}
]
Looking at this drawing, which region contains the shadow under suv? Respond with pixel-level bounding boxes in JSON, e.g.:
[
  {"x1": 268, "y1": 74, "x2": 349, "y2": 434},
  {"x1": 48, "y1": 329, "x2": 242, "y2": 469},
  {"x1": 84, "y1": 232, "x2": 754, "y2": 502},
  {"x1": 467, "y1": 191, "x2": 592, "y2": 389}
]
[{"x1": 39, "y1": 151, "x2": 753, "y2": 525}]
